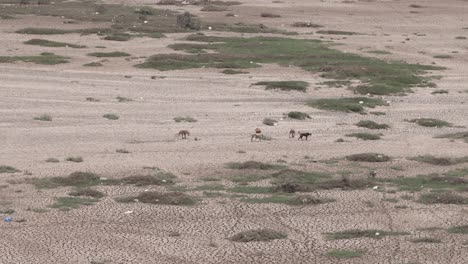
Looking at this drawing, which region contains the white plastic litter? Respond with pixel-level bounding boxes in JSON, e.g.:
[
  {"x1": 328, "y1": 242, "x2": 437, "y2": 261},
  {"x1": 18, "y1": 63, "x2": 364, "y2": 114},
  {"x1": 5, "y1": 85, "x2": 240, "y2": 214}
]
[{"x1": 124, "y1": 210, "x2": 133, "y2": 214}]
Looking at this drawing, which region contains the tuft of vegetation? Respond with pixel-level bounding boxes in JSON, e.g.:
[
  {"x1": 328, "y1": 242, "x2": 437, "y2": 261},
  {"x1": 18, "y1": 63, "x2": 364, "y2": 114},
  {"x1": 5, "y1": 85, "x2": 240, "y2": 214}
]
[
  {"x1": 271, "y1": 169, "x2": 331, "y2": 192},
  {"x1": 116, "y1": 191, "x2": 196, "y2": 205},
  {"x1": 51, "y1": 197, "x2": 98, "y2": 210},
  {"x1": 66, "y1": 156, "x2": 83, "y2": 163},
  {"x1": 0, "y1": 53, "x2": 69, "y2": 65},
  {"x1": 45, "y1": 158, "x2": 60, "y2": 163},
  {"x1": 435, "y1": 131, "x2": 468, "y2": 143},
  {"x1": 409, "y1": 155, "x2": 468, "y2": 166},
  {"x1": 367, "y1": 50, "x2": 392, "y2": 55},
  {"x1": 292, "y1": 22, "x2": 323, "y2": 28},
  {"x1": 254, "y1": 81, "x2": 308, "y2": 92},
  {"x1": 345, "y1": 133, "x2": 381, "y2": 140},
  {"x1": 244, "y1": 194, "x2": 334, "y2": 205},
  {"x1": 24, "y1": 39, "x2": 86, "y2": 48},
  {"x1": 418, "y1": 192, "x2": 467, "y2": 205},
  {"x1": 326, "y1": 250, "x2": 364, "y2": 259},
  {"x1": 137, "y1": 35, "x2": 441, "y2": 95},
  {"x1": 431, "y1": 89, "x2": 448, "y2": 94},
  {"x1": 448, "y1": 225, "x2": 468, "y2": 234},
  {"x1": 326, "y1": 229, "x2": 409, "y2": 240},
  {"x1": 260, "y1": 12, "x2": 281, "y2": 18},
  {"x1": 116, "y1": 96, "x2": 132, "y2": 102},
  {"x1": 0, "y1": 165, "x2": 20, "y2": 173},
  {"x1": 33, "y1": 114, "x2": 52, "y2": 121},
  {"x1": 104, "y1": 33, "x2": 132, "y2": 41},
  {"x1": 229, "y1": 229, "x2": 287, "y2": 242},
  {"x1": 88, "y1": 52, "x2": 130, "y2": 57},
  {"x1": 263, "y1": 118, "x2": 278, "y2": 126},
  {"x1": 287, "y1": 111, "x2": 310, "y2": 120},
  {"x1": 410, "y1": 237, "x2": 441, "y2": 243},
  {"x1": 355, "y1": 120, "x2": 390, "y2": 129},
  {"x1": 103, "y1": 113, "x2": 119, "y2": 120},
  {"x1": 201, "y1": 5, "x2": 228, "y2": 12},
  {"x1": 226, "y1": 161, "x2": 286, "y2": 170},
  {"x1": 316, "y1": 30, "x2": 360, "y2": 35},
  {"x1": 222, "y1": 69, "x2": 248, "y2": 74},
  {"x1": 68, "y1": 188, "x2": 105, "y2": 198},
  {"x1": 407, "y1": 118, "x2": 452, "y2": 128},
  {"x1": 16, "y1": 28, "x2": 71, "y2": 35},
  {"x1": 308, "y1": 97, "x2": 388, "y2": 113},
  {"x1": 433, "y1": 55, "x2": 452, "y2": 59},
  {"x1": 346, "y1": 153, "x2": 391, "y2": 162},
  {"x1": 176, "y1": 12, "x2": 201, "y2": 30},
  {"x1": 84, "y1": 62, "x2": 103, "y2": 67},
  {"x1": 173, "y1": 116, "x2": 197, "y2": 122},
  {"x1": 116, "y1": 149, "x2": 130, "y2": 154},
  {"x1": 119, "y1": 173, "x2": 176, "y2": 186},
  {"x1": 370, "y1": 111, "x2": 386, "y2": 116},
  {"x1": 0, "y1": 209, "x2": 15, "y2": 214}
]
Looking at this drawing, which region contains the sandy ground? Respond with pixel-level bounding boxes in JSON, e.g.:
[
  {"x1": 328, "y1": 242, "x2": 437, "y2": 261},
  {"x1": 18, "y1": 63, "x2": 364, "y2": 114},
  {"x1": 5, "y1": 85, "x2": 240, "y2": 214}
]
[{"x1": 1, "y1": 0, "x2": 467, "y2": 263}]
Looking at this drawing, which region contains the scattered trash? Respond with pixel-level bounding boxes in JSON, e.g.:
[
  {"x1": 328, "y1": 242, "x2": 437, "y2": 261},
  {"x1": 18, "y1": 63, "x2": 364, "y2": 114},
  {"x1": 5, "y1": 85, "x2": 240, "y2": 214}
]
[
  {"x1": 100, "y1": 177, "x2": 107, "y2": 181},
  {"x1": 359, "y1": 101, "x2": 364, "y2": 104},
  {"x1": 4, "y1": 216, "x2": 12, "y2": 223},
  {"x1": 124, "y1": 210, "x2": 133, "y2": 214},
  {"x1": 208, "y1": 26, "x2": 212, "y2": 30},
  {"x1": 144, "y1": 20, "x2": 148, "y2": 24},
  {"x1": 375, "y1": 232, "x2": 380, "y2": 236},
  {"x1": 133, "y1": 199, "x2": 139, "y2": 203},
  {"x1": 372, "y1": 186, "x2": 378, "y2": 190}
]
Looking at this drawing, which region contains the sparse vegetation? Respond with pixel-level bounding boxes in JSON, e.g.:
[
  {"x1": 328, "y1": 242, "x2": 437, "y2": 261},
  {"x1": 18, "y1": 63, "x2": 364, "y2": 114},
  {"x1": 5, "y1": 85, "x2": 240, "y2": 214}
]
[
  {"x1": 68, "y1": 188, "x2": 105, "y2": 198},
  {"x1": 355, "y1": 120, "x2": 390, "y2": 129},
  {"x1": 326, "y1": 229, "x2": 409, "y2": 240},
  {"x1": 0, "y1": 53, "x2": 69, "y2": 65},
  {"x1": 116, "y1": 96, "x2": 132, "y2": 102},
  {"x1": 244, "y1": 194, "x2": 334, "y2": 205},
  {"x1": 316, "y1": 30, "x2": 360, "y2": 35},
  {"x1": 201, "y1": 5, "x2": 228, "y2": 12},
  {"x1": 0, "y1": 166, "x2": 19, "y2": 173},
  {"x1": 222, "y1": 69, "x2": 248, "y2": 74},
  {"x1": 253, "y1": 81, "x2": 308, "y2": 92},
  {"x1": 409, "y1": 155, "x2": 468, "y2": 166},
  {"x1": 116, "y1": 149, "x2": 130, "y2": 154},
  {"x1": 229, "y1": 229, "x2": 287, "y2": 242},
  {"x1": 345, "y1": 133, "x2": 382, "y2": 140},
  {"x1": 261, "y1": 12, "x2": 281, "y2": 18},
  {"x1": 263, "y1": 118, "x2": 278, "y2": 126},
  {"x1": 33, "y1": 114, "x2": 52, "y2": 121},
  {"x1": 407, "y1": 118, "x2": 452, "y2": 127},
  {"x1": 370, "y1": 111, "x2": 386, "y2": 116},
  {"x1": 66, "y1": 156, "x2": 83, "y2": 163},
  {"x1": 103, "y1": 113, "x2": 119, "y2": 120},
  {"x1": 292, "y1": 22, "x2": 323, "y2": 28},
  {"x1": 0, "y1": 209, "x2": 15, "y2": 214},
  {"x1": 287, "y1": 111, "x2": 311, "y2": 120},
  {"x1": 137, "y1": 35, "x2": 441, "y2": 95},
  {"x1": 448, "y1": 225, "x2": 468, "y2": 234},
  {"x1": 431, "y1": 89, "x2": 448, "y2": 94},
  {"x1": 346, "y1": 153, "x2": 391, "y2": 162},
  {"x1": 116, "y1": 191, "x2": 196, "y2": 205},
  {"x1": 435, "y1": 131, "x2": 468, "y2": 143},
  {"x1": 104, "y1": 33, "x2": 132, "y2": 41},
  {"x1": 176, "y1": 12, "x2": 201, "y2": 30},
  {"x1": 226, "y1": 161, "x2": 286, "y2": 170},
  {"x1": 388, "y1": 172, "x2": 467, "y2": 192},
  {"x1": 173, "y1": 116, "x2": 197, "y2": 122},
  {"x1": 410, "y1": 237, "x2": 441, "y2": 243},
  {"x1": 24, "y1": 39, "x2": 86, "y2": 48},
  {"x1": 308, "y1": 98, "x2": 388, "y2": 113},
  {"x1": 16, "y1": 28, "x2": 72, "y2": 35},
  {"x1": 84, "y1": 62, "x2": 103, "y2": 67},
  {"x1": 326, "y1": 250, "x2": 364, "y2": 259},
  {"x1": 45, "y1": 158, "x2": 60, "y2": 163},
  {"x1": 32, "y1": 171, "x2": 100, "y2": 189},
  {"x1": 367, "y1": 50, "x2": 392, "y2": 55},
  {"x1": 88, "y1": 52, "x2": 130, "y2": 57},
  {"x1": 418, "y1": 192, "x2": 467, "y2": 204},
  {"x1": 230, "y1": 186, "x2": 273, "y2": 194},
  {"x1": 51, "y1": 197, "x2": 98, "y2": 210},
  {"x1": 433, "y1": 55, "x2": 452, "y2": 59}
]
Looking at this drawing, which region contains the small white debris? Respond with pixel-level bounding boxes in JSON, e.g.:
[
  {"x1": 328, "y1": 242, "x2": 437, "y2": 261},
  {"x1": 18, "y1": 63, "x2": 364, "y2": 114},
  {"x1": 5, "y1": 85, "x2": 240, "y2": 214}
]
[
  {"x1": 359, "y1": 101, "x2": 364, "y2": 104},
  {"x1": 250, "y1": 61, "x2": 254, "y2": 64},
  {"x1": 375, "y1": 232, "x2": 380, "y2": 236},
  {"x1": 377, "y1": 155, "x2": 383, "y2": 158},
  {"x1": 144, "y1": 189, "x2": 149, "y2": 192},
  {"x1": 386, "y1": 100, "x2": 391, "y2": 104},
  {"x1": 95, "y1": 12, "x2": 100, "y2": 15},
  {"x1": 124, "y1": 210, "x2": 133, "y2": 214},
  {"x1": 372, "y1": 186, "x2": 379, "y2": 190},
  {"x1": 133, "y1": 199, "x2": 139, "y2": 203},
  {"x1": 140, "y1": 97, "x2": 144, "y2": 100},
  {"x1": 274, "y1": 123, "x2": 278, "y2": 126},
  {"x1": 144, "y1": 20, "x2": 148, "y2": 24},
  {"x1": 162, "y1": 179, "x2": 167, "y2": 183},
  {"x1": 208, "y1": 26, "x2": 212, "y2": 30},
  {"x1": 100, "y1": 177, "x2": 107, "y2": 181}
]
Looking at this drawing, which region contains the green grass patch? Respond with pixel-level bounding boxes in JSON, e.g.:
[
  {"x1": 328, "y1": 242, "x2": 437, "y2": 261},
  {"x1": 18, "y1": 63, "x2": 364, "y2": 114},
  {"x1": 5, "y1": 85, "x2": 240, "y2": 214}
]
[
  {"x1": 103, "y1": 113, "x2": 119, "y2": 120},
  {"x1": 226, "y1": 161, "x2": 286, "y2": 170},
  {"x1": 65, "y1": 156, "x2": 83, "y2": 162},
  {"x1": 409, "y1": 155, "x2": 468, "y2": 166},
  {"x1": 410, "y1": 237, "x2": 441, "y2": 243},
  {"x1": 388, "y1": 173, "x2": 467, "y2": 192},
  {"x1": 51, "y1": 197, "x2": 98, "y2": 210},
  {"x1": 33, "y1": 114, "x2": 52, "y2": 121},
  {"x1": 116, "y1": 191, "x2": 196, "y2": 205},
  {"x1": 433, "y1": 55, "x2": 452, "y2": 59},
  {"x1": 243, "y1": 194, "x2": 334, "y2": 205},
  {"x1": 173, "y1": 116, "x2": 197, "y2": 122},
  {"x1": 370, "y1": 111, "x2": 386, "y2": 116},
  {"x1": 407, "y1": 118, "x2": 452, "y2": 128},
  {"x1": 308, "y1": 97, "x2": 388, "y2": 113},
  {"x1": 104, "y1": 33, "x2": 132, "y2": 41},
  {"x1": 16, "y1": 28, "x2": 72, "y2": 35},
  {"x1": 346, "y1": 153, "x2": 391, "y2": 162},
  {"x1": 418, "y1": 192, "x2": 467, "y2": 204},
  {"x1": 0, "y1": 208, "x2": 15, "y2": 214},
  {"x1": 229, "y1": 229, "x2": 287, "y2": 242},
  {"x1": 68, "y1": 188, "x2": 105, "y2": 198},
  {"x1": 230, "y1": 174, "x2": 270, "y2": 183},
  {"x1": 230, "y1": 186, "x2": 273, "y2": 194},
  {"x1": 24, "y1": 39, "x2": 86, "y2": 48},
  {"x1": 222, "y1": 69, "x2": 248, "y2": 74},
  {"x1": 287, "y1": 111, "x2": 310, "y2": 120},
  {"x1": 448, "y1": 225, "x2": 468, "y2": 234},
  {"x1": 83, "y1": 62, "x2": 103, "y2": 67},
  {"x1": 367, "y1": 50, "x2": 392, "y2": 55},
  {"x1": 195, "y1": 184, "x2": 225, "y2": 191},
  {"x1": 435, "y1": 131, "x2": 468, "y2": 143},
  {"x1": 253, "y1": 81, "x2": 308, "y2": 92},
  {"x1": 201, "y1": 5, "x2": 228, "y2": 12},
  {"x1": 326, "y1": 229, "x2": 409, "y2": 240},
  {"x1": 0, "y1": 165, "x2": 20, "y2": 173},
  {"x1": 355, "y1": 120, "x2": 390, "y2": 129},
  {"x1": 292, "y1": 22, "x2": 323, "y2": 28},
  {"x1": 345, "y1": 133, "x2": 381, "y2": 140},
  {"x1": 319, "y1": 80, "x2": 351, "y2": 88},
  {"x1": 326, "y1": 249, "x2": 364, "y2": 259},
  {"x1": 88, "y1": 52, "x2": 130, "y2": 57},
  {"x1": 137, "y1": 35, "x2": 441, "y2": 95},
  {"x1": 0, "y1": 53, "x2": 69, "y2": 65},
  {"x1": 316, "y1": 30, "x2": 360, "y2": 35}
]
